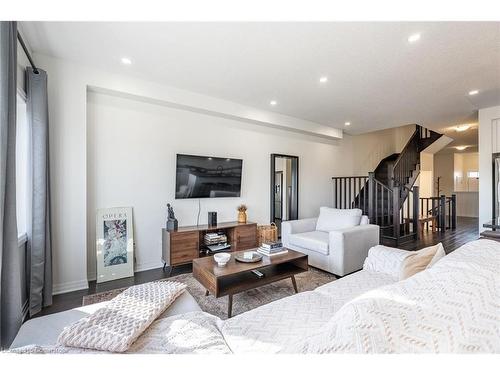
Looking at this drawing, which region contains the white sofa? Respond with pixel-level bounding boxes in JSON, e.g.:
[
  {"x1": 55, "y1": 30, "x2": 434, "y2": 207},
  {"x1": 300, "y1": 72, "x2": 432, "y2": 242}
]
[
  {"x1": 10, "y1": 239, "x2": 500, "y2": 353},
  {"x1": 282, "y1": 207, "x2": 380, "y2": 276}
]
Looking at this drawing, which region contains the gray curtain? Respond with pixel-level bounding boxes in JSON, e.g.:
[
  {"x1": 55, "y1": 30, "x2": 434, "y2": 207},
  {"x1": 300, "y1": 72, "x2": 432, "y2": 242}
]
[
  {"x1": 26, "y1": 67, "x2": 52, "y2": 316},
  {"x1": 0, "y1": 21, "x2": 22, "y2": 349}
]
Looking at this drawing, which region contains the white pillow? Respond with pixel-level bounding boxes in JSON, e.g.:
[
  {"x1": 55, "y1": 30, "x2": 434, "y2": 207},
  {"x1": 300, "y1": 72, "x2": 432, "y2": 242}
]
[
  {"x1": 315, "y1": 207, "x2": 362, "y2": 232},
  {"x1": 399, "y1": 243, "x2": 445, "y2": 280},
  {"x1": 363, "y1": 245, "x2": 413, "y2": 279},
  {"x1": 363, "y1": 243, "x2": 446, "y2": 281},
  {"x1": 426, "y1": 243, "x2": 446, "y2": 268}
]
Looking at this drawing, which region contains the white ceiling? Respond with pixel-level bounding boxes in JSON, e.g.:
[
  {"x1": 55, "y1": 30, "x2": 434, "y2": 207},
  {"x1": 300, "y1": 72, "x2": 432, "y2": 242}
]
[{"x1": 21, "y1": 22, "x2": 500, "y2": 136}]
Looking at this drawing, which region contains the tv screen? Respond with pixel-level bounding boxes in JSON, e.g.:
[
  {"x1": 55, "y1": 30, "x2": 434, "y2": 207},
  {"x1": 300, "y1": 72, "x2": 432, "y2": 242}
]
[{"x1": 175, "y1": 154, "x2": 243, "y2": 199}]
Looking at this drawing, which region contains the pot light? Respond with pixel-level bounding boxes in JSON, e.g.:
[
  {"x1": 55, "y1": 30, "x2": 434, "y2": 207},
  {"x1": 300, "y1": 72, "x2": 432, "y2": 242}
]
[
  {"x1": 408, "y1": 33, "x2": 421, "y2": 43},
  {"x1": 455, "y1": 125, "x2": 471, "y2": 132},
  {"x1": 456, "y1": 146, "x2": 467, "y2": 151},
  {"x1": 270, "y1": 100, "x2": 277, "y2": 106},
  {"x1": 121, "y1": 57, "x2": 132, "y2": 65},
  {"x1": 344, "y1": 122, "x2": 351, "y2": 126},
  {"x1": 319, "y1": 76, "x2": 328, "y2": 83},
  {"x1": 468, "y1": 90, "x2": 479, "y2": 96}
]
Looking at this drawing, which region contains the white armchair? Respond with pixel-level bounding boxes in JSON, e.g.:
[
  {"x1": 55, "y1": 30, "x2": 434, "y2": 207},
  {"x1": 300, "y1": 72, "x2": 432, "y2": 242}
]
[{"x1": 282, "y1": 208, "x2": 379, "y2": 276}]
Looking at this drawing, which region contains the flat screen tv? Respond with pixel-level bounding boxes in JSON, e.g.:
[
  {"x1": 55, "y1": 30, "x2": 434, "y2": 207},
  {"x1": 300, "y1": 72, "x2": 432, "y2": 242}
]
[{"x1": 175, "y1": 154, "x2": 243, "y2": 199}]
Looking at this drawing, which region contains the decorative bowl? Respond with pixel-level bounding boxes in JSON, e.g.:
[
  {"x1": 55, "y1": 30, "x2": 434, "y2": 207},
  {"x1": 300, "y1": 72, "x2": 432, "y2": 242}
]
[{"x1": 214, "y1": 253, "x2": 231, "y2": 267}]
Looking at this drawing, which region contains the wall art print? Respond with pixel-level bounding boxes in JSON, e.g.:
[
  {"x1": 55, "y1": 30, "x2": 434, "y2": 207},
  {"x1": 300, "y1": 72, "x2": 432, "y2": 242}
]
[{"x1": 96, "y1": 207, "x2": 134, "y2": 283}]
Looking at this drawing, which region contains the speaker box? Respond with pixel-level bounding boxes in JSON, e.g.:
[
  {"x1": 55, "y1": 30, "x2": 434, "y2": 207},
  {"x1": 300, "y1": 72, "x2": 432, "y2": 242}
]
[{"x1": 208, "y1": 212, "x2": 217, "y2": 226}]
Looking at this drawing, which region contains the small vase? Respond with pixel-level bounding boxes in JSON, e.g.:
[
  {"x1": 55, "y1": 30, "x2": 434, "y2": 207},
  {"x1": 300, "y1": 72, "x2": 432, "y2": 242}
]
[{"x1": 238, "y1": 211, "x2": 247, "y2": 223}]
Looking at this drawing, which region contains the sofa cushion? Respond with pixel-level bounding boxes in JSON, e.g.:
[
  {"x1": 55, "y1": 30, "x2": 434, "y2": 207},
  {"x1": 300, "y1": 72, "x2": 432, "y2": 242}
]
[
  {"x1": 315, "y1": 207, "x2": 362, "y2": 232},
  {"x1": 286, "y1": 240, "x2": 500, "y2": 354},
  {"x1": 288, "y1": 231, "x2": 329, "y2": 255},
  {"x1": 399, "y1": 243, "x2": 445, "y2": 280}
]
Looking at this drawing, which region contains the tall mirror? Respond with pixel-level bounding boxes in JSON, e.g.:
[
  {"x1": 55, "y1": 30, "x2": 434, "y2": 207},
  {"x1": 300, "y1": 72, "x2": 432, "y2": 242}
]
[{"x1": 270, "y1": 154, "x2": 298, "y2": 237}]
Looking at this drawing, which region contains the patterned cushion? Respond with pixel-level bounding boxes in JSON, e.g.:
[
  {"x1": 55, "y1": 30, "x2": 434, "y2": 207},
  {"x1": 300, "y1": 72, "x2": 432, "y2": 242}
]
[
  {"x1": 57, "y1": 281, "x2": 186, "y2": 352},
  {"x1": 286, "y1": 239, "x2": 500, "y2": 353},
  {"x1": 221, "y1": 270, "x2": 395, "y2": 353}
]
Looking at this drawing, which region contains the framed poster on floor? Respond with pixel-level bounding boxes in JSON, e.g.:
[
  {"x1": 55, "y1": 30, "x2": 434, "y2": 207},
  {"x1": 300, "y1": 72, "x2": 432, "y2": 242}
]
[{"x1": 96, "y1": 207, "x2": 134, "y2": 283}]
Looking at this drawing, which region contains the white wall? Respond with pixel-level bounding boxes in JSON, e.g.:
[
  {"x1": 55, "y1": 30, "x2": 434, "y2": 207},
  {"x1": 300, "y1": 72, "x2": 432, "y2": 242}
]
[
  {"x1": 418, "y1": 152, "x2": 434, "y2": 198},
  {"x1": 454, "y1": 152, "x2": 479, "y2": 192},
  {"x1": 86, "y1": 92, "x2": 350, "y2": 279},
  {"x1": 347, "y1": 124, "x2": 414, "y2": 175},
  {"x1": 37, "y1": 53, "x2": 416, "y2": 293},
  {"x1": 479, "y1": 105, "x2": 500, "y2": 232},
  {"x1": 434, "y1": 153, "x2": 455, "y2": 196}
]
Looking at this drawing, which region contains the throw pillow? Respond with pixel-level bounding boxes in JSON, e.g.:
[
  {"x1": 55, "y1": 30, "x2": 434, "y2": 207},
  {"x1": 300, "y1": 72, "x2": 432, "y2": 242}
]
[
  {"x1": 426, "y1": 243, "x2": 446, "y2": 268},
  {"x1": 363, "y1": 245, "x2": 414, "y2": 279},
  {"x1": 315, "y1": 207, "x2": 362, "y2": 232},
  {"x1": 399, "y1": 243, "x2": 445, "y2": 280}
]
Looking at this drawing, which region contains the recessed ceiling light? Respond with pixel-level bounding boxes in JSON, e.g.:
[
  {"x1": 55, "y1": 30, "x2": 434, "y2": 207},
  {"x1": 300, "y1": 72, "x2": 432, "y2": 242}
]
[
  {"x1": 408, "y1": 33, "x2": 421, "y2": 43},
  {"x1": 456, "y1": 146, "x2": 467, "y2": 151},
  {"x1": 270, "y1": 100, "x2": 277, "y2": 106},
  {"x1": 344, "y1": 122, "x2": 351, "y2": 126},
  {"x1": 121, "y1": 57, "x2": 132, "y2": 65},
  {"x1": 456, "y1": 125, "x2": 471, "y2": 132},
  {"x1": 468, "y1": 90, "x2": 479, "y2": 96},
  {"x1": 319, "y1": 76, "x2": 328, "y2": 83}
]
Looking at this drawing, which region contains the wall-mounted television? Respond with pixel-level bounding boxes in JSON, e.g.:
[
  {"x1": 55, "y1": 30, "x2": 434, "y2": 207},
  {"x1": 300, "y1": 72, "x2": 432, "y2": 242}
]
[{"x1": 175, "y1": 154, "x2": 243, "y2": 199}]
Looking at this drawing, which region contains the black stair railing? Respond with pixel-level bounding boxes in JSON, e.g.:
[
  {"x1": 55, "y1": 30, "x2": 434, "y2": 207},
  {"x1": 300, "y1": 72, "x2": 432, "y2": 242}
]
[
  {"x1": 420, "y1": 195, "x2": 457, "y2": 232},
  {"x1": 392, "y1": 125, "x2": 421, "y2": 189},
  {"x1": 332, "y1": 176, "x2": 369, "y2": 211},
  {"x1": 331, "y1": 124, "x2": 446, "y2": 245}
]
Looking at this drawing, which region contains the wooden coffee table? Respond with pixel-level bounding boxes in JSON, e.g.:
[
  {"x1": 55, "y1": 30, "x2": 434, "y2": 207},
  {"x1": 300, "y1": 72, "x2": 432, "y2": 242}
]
[{"x1": 193, "y1": 249, "x2": 308, "y2": 317}]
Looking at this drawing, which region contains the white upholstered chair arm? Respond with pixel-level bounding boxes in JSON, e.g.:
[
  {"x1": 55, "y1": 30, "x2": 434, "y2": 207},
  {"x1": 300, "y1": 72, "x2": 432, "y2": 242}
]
[
  {"x1": 328, "y1": 224, "x2": 380, "y2": 276},
  {"x1": 281, "y1": 218, "x2": 318, "y2": 247}
]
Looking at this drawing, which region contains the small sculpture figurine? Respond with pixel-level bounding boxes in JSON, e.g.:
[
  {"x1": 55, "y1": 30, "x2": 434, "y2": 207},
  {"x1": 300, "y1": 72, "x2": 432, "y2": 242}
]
[{"x1": 166, "y1": 203, "x2": 179, "y2": 230}]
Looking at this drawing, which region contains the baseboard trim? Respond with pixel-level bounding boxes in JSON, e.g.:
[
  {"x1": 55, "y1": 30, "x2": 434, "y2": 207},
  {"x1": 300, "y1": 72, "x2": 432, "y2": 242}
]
[
  {"x1": 135, "y1": 261, "x2": 165, "y2": 273},
  {"x1": 52, "y1": 279, "x2": 89, "y2": 295}
]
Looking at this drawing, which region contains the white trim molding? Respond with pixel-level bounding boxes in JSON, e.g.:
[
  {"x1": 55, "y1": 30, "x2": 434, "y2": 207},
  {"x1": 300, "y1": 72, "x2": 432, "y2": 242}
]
[
  {"x1": 134, "y1": 260, "x2": 165, "y2": 273},
  {"x1": 88, "y1": 86, "x2": 343, "y2": 141},
  {"x1": 52, "y1": 279, "x2": 89, "y2": 295}
]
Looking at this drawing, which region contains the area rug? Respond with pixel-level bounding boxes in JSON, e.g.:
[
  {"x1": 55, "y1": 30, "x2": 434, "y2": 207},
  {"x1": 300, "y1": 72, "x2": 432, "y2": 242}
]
[{"x1": 82, "y1": 267, "x2": 336, "y2": 319}]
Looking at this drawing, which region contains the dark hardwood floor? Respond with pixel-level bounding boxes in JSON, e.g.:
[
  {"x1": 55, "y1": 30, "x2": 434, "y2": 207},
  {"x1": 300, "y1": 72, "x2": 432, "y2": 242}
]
[
  {"x1": 394, "y1": 216, "x2": 479, "y2": 253},
  {"x1": 35, "y1": 216, "x2": 479, "y2": 319}
]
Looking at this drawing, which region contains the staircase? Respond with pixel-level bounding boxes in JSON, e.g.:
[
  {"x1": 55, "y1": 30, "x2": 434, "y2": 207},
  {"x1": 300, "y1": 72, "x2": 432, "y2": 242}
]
[{"x1": 333, "y1": 124, "x2": 442, "y2": 245}]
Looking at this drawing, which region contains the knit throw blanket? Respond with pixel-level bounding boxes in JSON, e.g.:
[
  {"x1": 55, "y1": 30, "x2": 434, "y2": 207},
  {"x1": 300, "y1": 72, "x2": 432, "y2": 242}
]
[{"x1": 56, "y1": 280, "x2": 186, "y2": 353}]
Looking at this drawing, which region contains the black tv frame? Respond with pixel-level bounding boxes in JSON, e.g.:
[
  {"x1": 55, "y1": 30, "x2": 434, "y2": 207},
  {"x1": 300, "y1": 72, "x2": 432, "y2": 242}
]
[{"x1": 175, "y1": 153, "x2": 243, "y2": 199}]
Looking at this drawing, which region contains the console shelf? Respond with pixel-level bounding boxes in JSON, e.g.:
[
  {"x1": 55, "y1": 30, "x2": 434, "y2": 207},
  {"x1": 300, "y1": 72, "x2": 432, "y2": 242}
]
[{"x1": 162, "y1": 221, "x2": 257, "y2": 269}]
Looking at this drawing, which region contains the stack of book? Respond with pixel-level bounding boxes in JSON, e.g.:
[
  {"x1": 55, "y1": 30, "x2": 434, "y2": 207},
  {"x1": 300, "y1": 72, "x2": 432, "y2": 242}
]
[
  {"x1": 204, "y1": 232, "x2": 230, "y2": 253},
  {"x1": 257, "y1": 241, "x2": 288, "y2": 256}
]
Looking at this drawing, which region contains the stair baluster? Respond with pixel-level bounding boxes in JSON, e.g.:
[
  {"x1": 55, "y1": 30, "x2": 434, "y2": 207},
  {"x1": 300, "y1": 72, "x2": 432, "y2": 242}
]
[{"x1": 332, "y1": 125, "x2": 446, "y2": 245}]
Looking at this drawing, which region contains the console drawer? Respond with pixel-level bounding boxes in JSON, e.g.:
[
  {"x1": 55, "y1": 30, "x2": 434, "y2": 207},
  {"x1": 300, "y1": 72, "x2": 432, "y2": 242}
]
[
  {"x1": 234, "y1": 225, "x2": 257, "y2": 250},
  {"x1": 170, "y1": 231, "x2": 199, "y2": 265}
]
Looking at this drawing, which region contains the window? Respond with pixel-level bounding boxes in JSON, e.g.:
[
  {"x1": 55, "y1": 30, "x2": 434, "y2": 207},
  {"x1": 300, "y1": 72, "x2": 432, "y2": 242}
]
[{"x1": 16, "y1": 93, "x2": 29, "y2": 238}]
